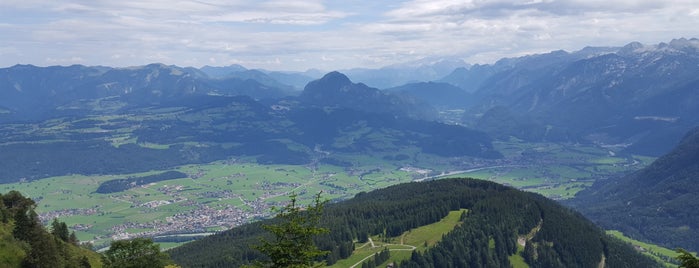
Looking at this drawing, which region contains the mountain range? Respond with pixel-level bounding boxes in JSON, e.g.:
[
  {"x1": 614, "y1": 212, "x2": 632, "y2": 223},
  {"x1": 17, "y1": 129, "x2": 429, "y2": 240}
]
[
  {"x1": 448, "y1": 38, "x2": 699, "y2": 156},
  {"x1": 5, "y1": 39, "x2": 698, "y2": 156},
  {"x1": 0, "y1": 63, "x2": 290, "y2": 122},
  {"x1": 385, "y1": 81, "x2": 473, "y2": 109},
  {"x1": 300, "y1": 71, "x2": 436, "y2": 120},
  {"x1": 342, "y1": 58, "x2": 469, "y2": 89},
  {"x1": 0, "y1": 69, "x2": 499, "y2": 183}
]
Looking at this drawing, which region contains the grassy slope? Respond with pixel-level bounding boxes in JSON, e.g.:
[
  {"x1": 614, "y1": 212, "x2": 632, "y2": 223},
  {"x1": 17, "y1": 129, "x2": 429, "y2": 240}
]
[
  {"x1": 444, "y1": 140, "x2": 653, "y2": 200},
  {"x1": 327, "y1": 209, "x2": 467, "y2": 268},
  {"x1": 0, "y1": 222, "x2": 25, "y2": 268},
  {"x1": 508, "y1": 245, "x2": 529, "y2": 268},
  {"x1": 607, "y1": 230, "x2": 682, "y2": 267},
  {"x1": 0, "y1": 221, "x2": 103, "y2": 268},
  {"x1": 68, "y1": 245, "x2": 104, "y2": 268}
]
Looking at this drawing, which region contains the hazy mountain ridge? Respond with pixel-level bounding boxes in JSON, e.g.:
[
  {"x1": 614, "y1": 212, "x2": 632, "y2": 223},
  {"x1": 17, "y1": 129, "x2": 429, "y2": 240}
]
[
  {"x1": 570, "y1": 126, "x2": 699, "y2": 252},
  {"x1": 0, "y1": 63, "x2": 292, "y2": 122},
  {"x1": 449, "y1": 38, "x2": 699, "y2": 156},
  {"x1": 385, "y1": 81, "x2": 473, "y2": 109},
  {"x1": 300, "y1": 71, "x2": 437, "y2": 120},
  {"x1": 199, "y1": 64, "x2": 248, "y2": 78},
  {"x1": 2, "y1": 38, "x2": 698, "y2": 156},
  {"x1": 0, "y1": 62, "x2": 454, "y2": 122},
  {"x1": 342, "y1": 58, "x2": 469, "y2": 89},
  {"x1": 0, "y1": 73, "x2": 499, "y2": 182}
]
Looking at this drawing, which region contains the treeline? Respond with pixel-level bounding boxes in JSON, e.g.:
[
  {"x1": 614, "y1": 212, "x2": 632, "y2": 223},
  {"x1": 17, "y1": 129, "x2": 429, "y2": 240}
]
[
  {"x1": 95, "y1": 171, "x2": 188, "y2": 194},
  {"x1": 396, "y1": 191, "x2": 659, "y2": 268},
  {"x1": 169, "y1": 178, "x2": 660, "y2": 267},
  {"x1": 0, "y1": 191, "x2": 99, "y2": 267},
  {"x1": 0, "y1": 141, "x2": 228, "y2": 183},
  {"x1": 288, "y1": 108, "x2": 501, "y2": 158},
  {"x1": 361, "y1": 248, "x2": 390, "y2": 268}
]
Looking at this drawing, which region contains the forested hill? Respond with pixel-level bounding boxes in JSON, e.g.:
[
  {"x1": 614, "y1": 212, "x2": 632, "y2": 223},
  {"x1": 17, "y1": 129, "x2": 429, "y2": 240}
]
[
  {"x1": 168, "y1": 178, "x2": 659, "y2": 268},
  {"x1": 571, "y1": 126, "x2": 699, "y2": 252}
]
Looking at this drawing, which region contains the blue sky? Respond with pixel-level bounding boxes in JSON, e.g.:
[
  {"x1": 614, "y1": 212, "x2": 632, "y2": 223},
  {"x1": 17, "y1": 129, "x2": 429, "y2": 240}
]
[{"x1": 1, "y1": 0, "x2": 698, "y2": 71}]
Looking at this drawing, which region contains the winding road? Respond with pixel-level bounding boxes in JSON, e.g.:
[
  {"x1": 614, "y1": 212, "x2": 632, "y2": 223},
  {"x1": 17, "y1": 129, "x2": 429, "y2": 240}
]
[{"x1": 414, "y1": 165, "x2": 522, "y2": 182}]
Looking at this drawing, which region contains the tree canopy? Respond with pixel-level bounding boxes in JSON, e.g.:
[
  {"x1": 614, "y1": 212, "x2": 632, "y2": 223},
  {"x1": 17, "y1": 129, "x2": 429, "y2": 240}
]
[
  {"x1": 1, "y1": 190, "x2": 99, "y2": 268},
  {"x1": 102, "y1": 237, "x2": 173, "y2": 268},
  {"x1": 252, "y1": 192, "x2": 329, "y2": 268},
  {"x1": 677, "y1": 248, "x2": 699, "y2": 268}
]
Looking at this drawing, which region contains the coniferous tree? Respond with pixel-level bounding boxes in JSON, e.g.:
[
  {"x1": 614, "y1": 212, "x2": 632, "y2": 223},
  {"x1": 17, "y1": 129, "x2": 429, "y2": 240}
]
[
  {"x1": 50, "y1": 218, "x2": 70, "y2": 242},
  {"x1": 102, "y1": 237, "x2": 173, "y2": 268},
  {"x1": 252, "y1": 192, "x2": 329, "y2": 268},
  {"x1": 79, "y1": 256, "x2": 92, "y2": 268},
  {"x1": 677, "y1": 248, "x2": 699, "y2": 268},
  {"x1": 69, "y1": 231, "x2": 79, "y2": 246}
]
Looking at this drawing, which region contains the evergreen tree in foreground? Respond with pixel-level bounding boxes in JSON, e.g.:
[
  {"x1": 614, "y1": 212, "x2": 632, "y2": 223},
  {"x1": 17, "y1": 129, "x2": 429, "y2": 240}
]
[
  {"x1": 251, "y1": 192, "x2": 329, "y2": 268},
  {"x1": 677, "y1": 248, "x2": 699, "y2": 268},
  {"x1": 102, "y1": 237, "x2": 173, "y2": 268}
]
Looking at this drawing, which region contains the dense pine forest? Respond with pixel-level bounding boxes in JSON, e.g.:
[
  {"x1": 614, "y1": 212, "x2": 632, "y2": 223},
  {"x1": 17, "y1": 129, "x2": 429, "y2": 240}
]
[{"x1": 168, "y1": 178, "x2": 660, "y2": 267}]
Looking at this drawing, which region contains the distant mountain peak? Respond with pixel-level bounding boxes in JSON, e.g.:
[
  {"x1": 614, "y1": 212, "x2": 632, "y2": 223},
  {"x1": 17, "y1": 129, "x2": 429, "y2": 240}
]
[
  {"x1": 300, "y1": 71, "x2": 436, "y2": 119},
  {"x1": 383, "y1": 57, "x2": 469, "y2": 69},
  {"x1": 618, "y1": 41, "x2": 644, "y2": 54},
  {"x1": 145, "y1": 63, "x2": 169, "y2": 68},
  {"x1": 320, "y1": 71, "x2": 352, "y2": 84},
  {"x1": 668, "y1": 37, "x2": 699, "y2": 51},
  {"x1": 624, "y1": 41, "x2": 644, "y2": 50},
  {"x1": 303, "y1": 71, "x2": 353, "y2": 92},
  {"x1": 618, "y1": 38, "x2": 699, "y2": 56},
  {"x1": 199, "y1": 64, "x2": 248, "y2": 79}
]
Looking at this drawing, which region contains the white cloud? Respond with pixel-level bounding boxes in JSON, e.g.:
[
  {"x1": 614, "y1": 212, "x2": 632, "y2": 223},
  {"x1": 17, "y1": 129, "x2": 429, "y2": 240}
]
[
  {"x1": 45, "y1": 56, "x2": 85, "y2": 64},
  {"x1": 360, "y1": 0, "x2": 699, "y2": 64},
  {"x1": 0, "y1": 0, "x2": 698, "y2": 70}
]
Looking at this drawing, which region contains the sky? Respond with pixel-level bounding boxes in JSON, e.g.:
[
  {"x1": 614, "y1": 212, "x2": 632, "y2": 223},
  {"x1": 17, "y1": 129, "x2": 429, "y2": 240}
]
[{"x1": 1, "y1": 0, "x2": 699, "y2": 71}]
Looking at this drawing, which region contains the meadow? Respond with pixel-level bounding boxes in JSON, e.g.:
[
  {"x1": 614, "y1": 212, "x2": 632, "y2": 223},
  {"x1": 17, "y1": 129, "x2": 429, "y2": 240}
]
[
  {"x1": 1, "y1": 154, "x2": 419, "y2": 248},
  {"x1": 327, "y1": 209, "x2": 467, "y2": 268},
  {"x1": 607, "y1": 230, "x2": 684, "y2": 267}
]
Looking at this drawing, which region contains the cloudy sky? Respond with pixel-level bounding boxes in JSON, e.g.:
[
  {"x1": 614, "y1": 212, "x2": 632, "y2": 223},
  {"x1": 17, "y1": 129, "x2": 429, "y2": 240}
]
[{"x1": 1, "y1": 0, "x2": 698, "y2": 71}]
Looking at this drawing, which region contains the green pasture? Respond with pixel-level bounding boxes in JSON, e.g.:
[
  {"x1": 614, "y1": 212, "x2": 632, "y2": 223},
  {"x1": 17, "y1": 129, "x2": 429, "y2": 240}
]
[
  {"x1": 327, "y1": 209, "x2": 466, "y2": 268},
  {"x1": 1, "y1": 157, "x2": 441, "y2": 248},
  {"x1": 399, "y1": 209, "x2": 467, "y2": 249},
  {"x1": 509, "y1": 244, "x2": 529, "y2": 268},
  {"x1": 441, "y1": 140, "x2": 651, "y2": 199},
  {"x1": 444, "y1": 166, "x2": 595, "y2": 199},
  {"x1": 607, "y1": 230, "x2": 682, "y2": 267}
]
